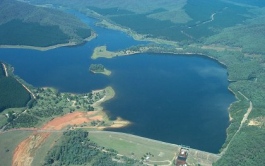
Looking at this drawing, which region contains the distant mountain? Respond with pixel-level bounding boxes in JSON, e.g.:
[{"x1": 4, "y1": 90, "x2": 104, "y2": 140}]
[{"x1": 0, "y1": 0, "x2": 91, "y2": 47}]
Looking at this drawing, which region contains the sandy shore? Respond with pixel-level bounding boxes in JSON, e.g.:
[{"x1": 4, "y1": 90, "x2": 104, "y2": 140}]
[
  {"x1": 90, "y1": 68, "x2": 112, "y2": 76},
  {"x1": 1, "y1": 63, "x2": 8, "y2": 77},
  {"x1": 92, "y1": 86, "x2": 115, "y2": 111},
  {"x1": 0, "y1": 31, "x2": 97, "y2": 51}
]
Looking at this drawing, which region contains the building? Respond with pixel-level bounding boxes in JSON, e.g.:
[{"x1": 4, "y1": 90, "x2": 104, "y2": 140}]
[{"x1": 176, "y1": 146, "x2": 189, "y2": 166}]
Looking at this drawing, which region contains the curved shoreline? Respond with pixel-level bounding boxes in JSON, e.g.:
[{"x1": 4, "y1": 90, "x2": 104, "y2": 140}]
[
  {"x1": 90, "y1": 41, "x2": 241, "y2": 156},
  {"x1": 0, "y1": 31, "x2": 97, "y2": 51},
  {"x1": 1, "y1": 13, "x2": 243, "y2": 158}
]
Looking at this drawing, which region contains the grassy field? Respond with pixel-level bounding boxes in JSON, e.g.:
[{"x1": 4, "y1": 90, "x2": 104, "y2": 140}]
[
  {"x1": 31, "y1": 132, "x2": 63, "y2": 166},
  {"x1": 89, "y1": 131, "x2": 177, "y2": 164},
  {"x1": 89, "y1": 131, "x2": 220, "y2": 166},
  {"x1": 0, "y1": 130, "x2": 33, "y2": 166},
  {"x1": 92, "y1": 46, "x2": 124, "y2": 59},
  {"x1": 26, "y1": 129, "x2": 219, "y2": 165}
]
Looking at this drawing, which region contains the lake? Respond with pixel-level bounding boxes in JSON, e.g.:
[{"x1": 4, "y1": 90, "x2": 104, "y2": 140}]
[{"x1": 0, "y1": 12, "x2": 235, "y2": 153}]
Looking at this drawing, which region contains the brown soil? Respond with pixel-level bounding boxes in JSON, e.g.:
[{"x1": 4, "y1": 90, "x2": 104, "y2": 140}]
[
  {"x1": 41, "y1": 111, "x2": 100, "y2": 130},
  {"x1": 12, "y1": 133, "x2": 50, "y2": 166},
  {"x1": 248, "y1": 120, "x2": 260, "y2": 126},
  {"x1": 12, "y1": 111, "x2": 103, "y2": 166}
]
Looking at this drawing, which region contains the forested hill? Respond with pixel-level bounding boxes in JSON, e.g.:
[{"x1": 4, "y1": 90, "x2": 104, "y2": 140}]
[
  {"x1": 0, "y1": 0, "x2": 91, "y2": 47},
  {"x1": 0, "y1": 63, "x2": 30, "y2": 113}
]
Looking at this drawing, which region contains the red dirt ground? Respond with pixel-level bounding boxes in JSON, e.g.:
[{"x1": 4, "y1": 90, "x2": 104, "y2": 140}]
[{"x1": 12, "y1": 111, "x2": 102, "y2": 166}]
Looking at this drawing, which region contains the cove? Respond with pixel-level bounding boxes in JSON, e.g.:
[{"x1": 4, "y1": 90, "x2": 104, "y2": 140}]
[{"x1": 0, "y1": 13, "x2": 235, "y2": 153}]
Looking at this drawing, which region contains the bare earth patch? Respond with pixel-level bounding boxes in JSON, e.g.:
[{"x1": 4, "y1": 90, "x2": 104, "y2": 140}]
[
  {"x1": 12, "y1": 133, "x2": 50, "y2": 166},
  {"x1": 41, "y1": 111, "x2": 101, "y2": 130},
  {"x1": 12, "y1": 111, "x2": 105, "y2": 166},
  {"x1": 248, "y1": 120, "x2": 261, "y2": 126},
  {"x1": 248, "y1": 117, "x2": 265, "y2": 127},
  {"x1": 12, "y1": 86, "x2": 128, "y2": 166}
]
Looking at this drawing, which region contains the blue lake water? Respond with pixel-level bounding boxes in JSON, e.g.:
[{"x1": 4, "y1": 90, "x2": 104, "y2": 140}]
[{"x1": 0, "y1": 13, "x2": 235, "y2": 153}]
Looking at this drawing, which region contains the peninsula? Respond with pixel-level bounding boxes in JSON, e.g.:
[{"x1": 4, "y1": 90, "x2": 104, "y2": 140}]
[{"x1": 92, "y1": 45, "x2": 149, "y2": 59}]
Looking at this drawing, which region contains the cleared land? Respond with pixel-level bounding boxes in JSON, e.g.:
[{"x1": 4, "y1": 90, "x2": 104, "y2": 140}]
[
  {"x1": 0, "y1": 130, "x2": 33, "y2": 166},
  {"x1": 9, "y1": 129, "x2": 220, "y2": 166},
  {"x1": 89, "y1": 131, "x2": 220, "y2": 166},
  {"x1": 10, "y1": 111, "x2": 130, "y2": 166},
  {"x1": 92, "y1": 45, "x2": 149, "y2": 59}
]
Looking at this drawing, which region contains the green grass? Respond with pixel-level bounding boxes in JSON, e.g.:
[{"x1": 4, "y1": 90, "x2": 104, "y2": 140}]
[
  {"x1": 32, "y1": 132, "x2": 63, "y2": 166},
  {"x1": 0, "y1": 108, "x2": 25, "y2": 128},
  {"x1": 89, "y1": 131, "x2": 220, "y2": 165},
  {"x1": 89, "y1": 131, "x2": 177, "y2": 162},
  {"x1": 0, "y1": 130, "x2": 33, "y2": 166}
]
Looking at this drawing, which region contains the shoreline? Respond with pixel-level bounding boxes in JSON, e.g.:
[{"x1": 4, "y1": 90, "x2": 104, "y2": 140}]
[
  {"x1": 91, "y1": 86, "x2": 131, "y2": 129},
  {"x1": 0, "y1": 31, "x2": 97, "y2": 51},
  {"x1": 91, "y1": 43, "x2": 240, "y2": 152},
  {"x1": 96, "y1": 19, "x2": 181, "y2": 47},
  {"x1": 1, "y1": 62, "x2": 8, "y2": 77},
  {"x1": 2, "y1": 13, "x2": 242, "y2": 156},
  {"x1": 92, "y1": 86, "x2": 115, "y2": 111},
  {"x1": 90, "y1": 68, "x2": 111, "y2": 76}
]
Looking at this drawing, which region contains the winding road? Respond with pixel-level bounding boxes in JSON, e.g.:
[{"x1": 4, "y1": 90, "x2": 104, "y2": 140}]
[{"x1": 221, "y1": 96, "x2": 253, "y2": 155}]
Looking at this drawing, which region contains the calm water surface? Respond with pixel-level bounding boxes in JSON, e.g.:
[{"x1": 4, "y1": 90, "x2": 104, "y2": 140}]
[{"x1": 0, "y1": 13, "x2": 235, "y2": 153}]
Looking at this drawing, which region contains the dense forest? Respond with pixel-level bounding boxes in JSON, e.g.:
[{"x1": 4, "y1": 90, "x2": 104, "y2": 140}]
[
  {"x1": 0, "y1": 20, "x2": 69, "y2": 47},
  {"x1": 0, "y1": 63, "x2": 30, "y2": 112},
  {"x1": 0, "y1": 0, "x2": 91, "y2": 47},
  {"x1": 44, "y1": 130, "x2": 142, "y2": 166},
  {"x1": 215, "y1": 125, "x2": 265, "y2": 166},
  {"x1": 0, "y1": 64, "x2": 4, "y2": 76},
  {"x1": 89, "y1": 64, "x2": 105, "y2": 73}
]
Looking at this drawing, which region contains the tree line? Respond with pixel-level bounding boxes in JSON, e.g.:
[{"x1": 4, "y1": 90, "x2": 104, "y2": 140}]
[{"x1": 44, "y1": 130, "x2": 143, "y2": 166}]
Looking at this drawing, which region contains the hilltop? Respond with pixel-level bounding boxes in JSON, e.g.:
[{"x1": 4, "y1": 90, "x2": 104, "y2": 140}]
[{"x1": 0, "y1": 0, "x2": 92, "y2": 48}]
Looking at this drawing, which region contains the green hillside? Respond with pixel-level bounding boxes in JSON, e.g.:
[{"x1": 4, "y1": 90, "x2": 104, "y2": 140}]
[
  {"x1": 0, "y1": 63, "x2": 30, "y2": 112},
  {"x1": 0, "y1": 0, "x2": 91, "y2": 47}
]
